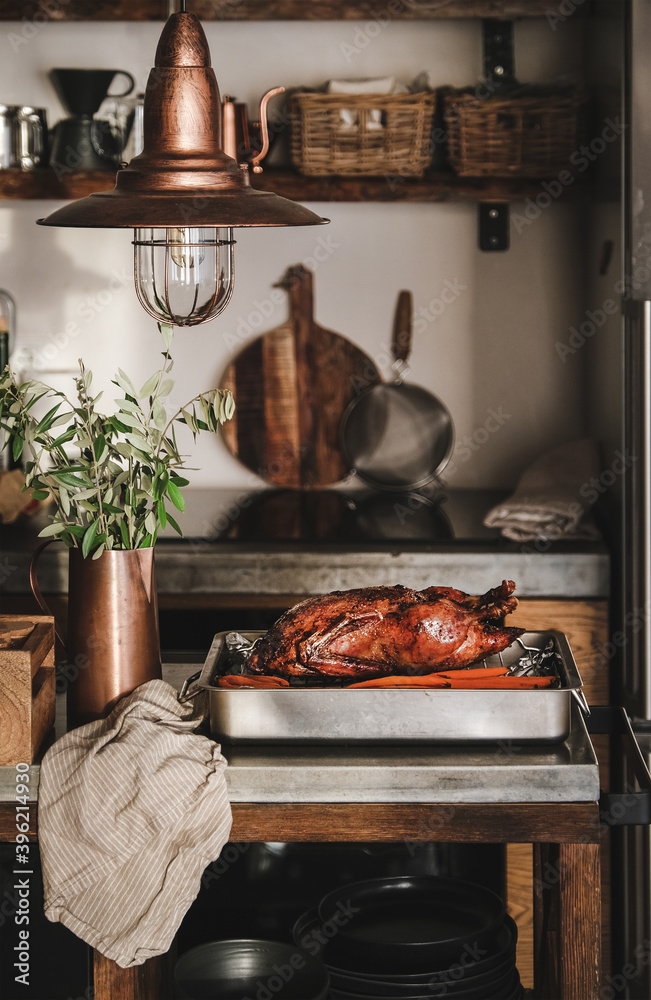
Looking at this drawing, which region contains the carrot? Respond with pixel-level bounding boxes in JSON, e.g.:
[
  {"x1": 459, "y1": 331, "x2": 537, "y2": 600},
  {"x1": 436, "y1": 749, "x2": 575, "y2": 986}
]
[
  {"x1": 218, "y1": 674, "x2": 290, "y2": 689},
  {"x1": 347, "y1": 672, "x2": 557, "y2": 690},
  {"x1": 445, "y1": 675, "x2": 556, "y2": 689},
  {"x1": 348, "y1": 675, "x2": 451, "y2": 689},
  {"x1": 347, "y1": 665, "x2": 508, "y2": 689},
  {"x1": 433, "y1": 666, "x2": 509, "y2": 680}
]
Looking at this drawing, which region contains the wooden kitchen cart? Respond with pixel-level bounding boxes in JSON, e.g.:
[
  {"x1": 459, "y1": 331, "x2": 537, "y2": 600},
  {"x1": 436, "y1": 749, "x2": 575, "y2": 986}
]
[
  {"x1": 0, "y1": 671, "x2": 602, "y2": 1000},
  {"x1": 93, "y1": 797, "x2": 602, "y2": 1000},
  {"x1": 0, "y1": 794, "x2": 602, "y2": 1000}
]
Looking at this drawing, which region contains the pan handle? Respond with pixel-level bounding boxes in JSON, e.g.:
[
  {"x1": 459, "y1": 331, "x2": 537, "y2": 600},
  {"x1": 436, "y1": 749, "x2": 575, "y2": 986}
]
[
  {"x1": 178, "y1": 669, "x2": 204, "y2": 704},
  {"x1": 392, "y1": 290, "x2": 413, "y2": 367}
]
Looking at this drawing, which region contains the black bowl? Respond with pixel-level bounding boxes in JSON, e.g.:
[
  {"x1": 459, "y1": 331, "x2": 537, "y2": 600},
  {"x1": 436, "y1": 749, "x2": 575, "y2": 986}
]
[
  {"x1": 317, "y1": 876, "x2": 506, "y2": 973},
  {"x1": 174, "y1": 939, "x2": 330, "y2": 1000},
  {"x1": 293, "y1": 908, "x2": 517, "y2": 984}
]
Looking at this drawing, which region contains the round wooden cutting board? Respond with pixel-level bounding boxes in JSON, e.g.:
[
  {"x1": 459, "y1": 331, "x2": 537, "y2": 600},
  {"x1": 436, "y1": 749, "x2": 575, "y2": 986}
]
[{"x1": 220, "y1": 264, "x2": 382, "y2": 488}]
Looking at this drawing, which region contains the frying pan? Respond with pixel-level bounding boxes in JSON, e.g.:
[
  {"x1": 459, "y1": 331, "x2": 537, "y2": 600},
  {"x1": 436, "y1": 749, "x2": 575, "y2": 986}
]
[{"x1": 340, "y1": 291, "x2": 454, "y2": 491}]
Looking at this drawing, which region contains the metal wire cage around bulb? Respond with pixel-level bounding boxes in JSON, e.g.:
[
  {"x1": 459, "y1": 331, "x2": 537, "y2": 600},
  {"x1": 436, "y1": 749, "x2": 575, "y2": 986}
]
[{"x1": 133, "y1": 228, "x2": 235, "y2": 327}]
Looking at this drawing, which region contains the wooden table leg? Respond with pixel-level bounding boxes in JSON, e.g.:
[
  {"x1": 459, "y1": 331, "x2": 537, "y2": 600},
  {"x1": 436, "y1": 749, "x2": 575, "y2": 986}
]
[
  {"x1": 94, "y1": 951, "x2": 171, "y2": 1000},
  {"x1": 533, "y1": 843, "x2": 557, "y2": 999},
  {"x1": 534, "y1": 842, "x2": 601, "y2": 1000},
  {"x1": 557, "y1": 842, "x2": 601, "y2": 1000}
]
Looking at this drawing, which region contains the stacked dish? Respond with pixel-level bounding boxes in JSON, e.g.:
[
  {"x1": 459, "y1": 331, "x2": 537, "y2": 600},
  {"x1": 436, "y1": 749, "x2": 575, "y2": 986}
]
[
  {"x1": 174, "y1": 940, "x2": 330, "y2": 1000},
  {"x1": 292, "y1": 876, "x2": 522, "y2": 1000}
]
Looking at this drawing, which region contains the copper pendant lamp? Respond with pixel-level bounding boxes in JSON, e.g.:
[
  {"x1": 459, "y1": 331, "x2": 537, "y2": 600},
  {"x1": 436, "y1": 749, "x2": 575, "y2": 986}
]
[{"x1": 37, "y1": 2, "x2": 328, "y2": 327}]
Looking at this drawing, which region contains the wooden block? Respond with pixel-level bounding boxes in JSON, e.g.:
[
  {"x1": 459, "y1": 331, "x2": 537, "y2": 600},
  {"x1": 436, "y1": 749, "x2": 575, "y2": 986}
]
[
  {"x1": 0, "y1": 615, "x2": 55, "y2": 765},
  {"x1": 511, "y1": 600, "x2": 610, "y2": 706}
]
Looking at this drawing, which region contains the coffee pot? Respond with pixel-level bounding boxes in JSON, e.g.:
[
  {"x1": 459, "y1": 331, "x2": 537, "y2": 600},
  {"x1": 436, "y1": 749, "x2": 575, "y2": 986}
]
[
  {"x1": 49, "y1": 68, "x2": 135, "y2": 172},
  {"x1": 221, "y1": 86, "x2": 284, "y2": 172}
]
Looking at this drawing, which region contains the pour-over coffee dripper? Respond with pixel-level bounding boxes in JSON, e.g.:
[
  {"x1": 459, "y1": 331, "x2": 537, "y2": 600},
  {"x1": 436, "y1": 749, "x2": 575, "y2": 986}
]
[{"x1": 49, "y1": 68, "x2": 135, "y2": 171}]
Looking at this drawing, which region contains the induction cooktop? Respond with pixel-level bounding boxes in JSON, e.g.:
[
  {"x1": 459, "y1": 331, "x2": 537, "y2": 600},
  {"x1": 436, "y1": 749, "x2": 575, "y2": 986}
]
[{"x1": 157, "y1": 488, "x2": 513, "y2": 546}]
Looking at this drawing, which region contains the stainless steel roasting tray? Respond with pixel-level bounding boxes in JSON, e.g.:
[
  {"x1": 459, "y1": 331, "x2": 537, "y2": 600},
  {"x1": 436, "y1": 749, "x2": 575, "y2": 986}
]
[{"x1": 186, "y1": 629, "x2": 587, "y2": 744}]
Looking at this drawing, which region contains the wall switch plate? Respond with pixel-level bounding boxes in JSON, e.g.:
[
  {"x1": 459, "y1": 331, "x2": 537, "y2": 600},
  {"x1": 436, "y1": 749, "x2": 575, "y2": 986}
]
[
  {"x1": 483, "y1": 19, "x2": 515, "y2": 88},
  {"x1": 479, "y1": 203, "x2": 509, "y2": 252}
]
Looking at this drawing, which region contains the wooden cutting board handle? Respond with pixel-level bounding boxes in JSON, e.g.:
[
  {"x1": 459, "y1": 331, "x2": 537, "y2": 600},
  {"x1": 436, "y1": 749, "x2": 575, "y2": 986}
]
[{"x1": 274, "y1": 264, "x2": 315, "y2": 331}]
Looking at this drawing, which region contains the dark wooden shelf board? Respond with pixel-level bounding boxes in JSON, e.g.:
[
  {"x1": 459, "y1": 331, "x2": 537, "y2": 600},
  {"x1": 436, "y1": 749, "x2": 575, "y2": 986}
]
[
  {"x1": 0, "y1": 1, "x2": 570, "y2": 22},
  {"x1": 230, "y1": 802, "x2": 601, "y2": 843},
  {"x1": 0, "y1": 0, "x2": 165, "y2": 19},
  {"x1": 254, "y1": 168, "x2": 588, "y2": 203},
  {"x1": 0, "y1": 800, "x2": 601, "y2": 844},
  {"x1": 0, "y1": 167, "x2": 589, "y2": 205},
  {"x1": 0, "y1": 803, "x2": 37, "y2": 840},
  {"x1": 0, "y1": 169, "x2": 116, "y2": 201}
]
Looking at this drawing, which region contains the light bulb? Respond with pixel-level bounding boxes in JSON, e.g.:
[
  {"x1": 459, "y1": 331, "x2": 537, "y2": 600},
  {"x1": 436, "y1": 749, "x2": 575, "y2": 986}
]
[
  {"x1": 133, "y1": 227, "x2": 235, "y2": 327},
  {"x1": 168, "y1": 227, "x2": 206, "y2": 269}
]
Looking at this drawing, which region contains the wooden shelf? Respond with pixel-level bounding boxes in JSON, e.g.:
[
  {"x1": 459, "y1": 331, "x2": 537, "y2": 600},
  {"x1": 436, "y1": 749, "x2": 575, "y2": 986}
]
[
  {"x1": 0, "y1": 1, "x2": 572, "y2": 22},
  {"x1": 0, "y1": 169, "x2": 115, "y2": 201},
  {"x1": 0, "y1": 167, "x2": 588, "y2": 205},
  {"x1": 254, "y1": 167, "x2": 589, "y2": 203}
]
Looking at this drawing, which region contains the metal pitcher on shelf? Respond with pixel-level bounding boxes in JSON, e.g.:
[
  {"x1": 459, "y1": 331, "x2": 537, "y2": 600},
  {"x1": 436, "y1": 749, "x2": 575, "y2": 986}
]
[
  {"x1": 0, "y1": 105, "x2": 48, "y2": 169},
  {"x1": 30, "y1": 543, "x2": 162, "y2": 729},
  {"x1": 221, "y1": 86, "x2": 284, "y2": 172}
]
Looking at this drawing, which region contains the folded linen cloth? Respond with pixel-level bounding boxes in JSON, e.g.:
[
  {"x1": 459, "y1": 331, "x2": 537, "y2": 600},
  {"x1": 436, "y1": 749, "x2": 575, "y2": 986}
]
[
  {"x1": 483, "y1": 438, "x2": 603, "y2": 542},
  {"x1": 38, "y1": 679, "x2": 232, "y2": 968},
  {"x1": 327, "y1": 76, "x2": 408, "y2": 130}
]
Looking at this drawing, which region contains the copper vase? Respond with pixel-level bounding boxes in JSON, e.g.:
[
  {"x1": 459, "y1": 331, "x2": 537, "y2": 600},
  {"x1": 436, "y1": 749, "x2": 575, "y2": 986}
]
[{"x1": 31, "y1": 544, "x2": 162, "y2": 728}]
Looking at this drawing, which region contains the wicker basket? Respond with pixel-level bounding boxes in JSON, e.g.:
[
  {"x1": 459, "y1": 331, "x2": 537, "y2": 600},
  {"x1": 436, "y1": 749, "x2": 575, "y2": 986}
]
[
  {"x1": 290, "y1": 90, "x2": 437, "y2": 177},
  {"x1": 441, "y1": 86, "x2": 587, "y2": 178}
]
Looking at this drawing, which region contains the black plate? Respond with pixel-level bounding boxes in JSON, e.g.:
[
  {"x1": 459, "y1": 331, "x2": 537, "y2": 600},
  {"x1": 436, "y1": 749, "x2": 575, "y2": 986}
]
[
  {"x1": 328, "y1": 960, "x2": 517, "y2": 999},
  {"x1": 317, "y1": 876, "x2": 505, "y2": 972},
  {"x1": 174, "y1": 939, "x2": 330, "y2": 1000},
  {"x1": 330, "y1": 970, "x2": 521, "y2": 1000},
  {"x1": 292, "y1": 909, "x2": 517, "y2": 984}
]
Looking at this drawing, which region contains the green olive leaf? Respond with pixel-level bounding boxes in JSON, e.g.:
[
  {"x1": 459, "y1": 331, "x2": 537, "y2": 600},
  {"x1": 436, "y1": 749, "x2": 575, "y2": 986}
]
[
  {"x1": 81, "y1": 520, "x2": 99, "y2": 558},
  {"x1": 139, "y1": 371, "x2": 162, "y2": 399},
  {"x1": 159, "y1": 323, "x2": 174, "y2": 351},
  {"x1": 165, "y1": 510, "x2": 183, "y2": 536},
  {"x1": 115, "y1": 368, "x2": 137, "y2": 397},
  {"x1": 157, "y1": 498, "x2": 167, "y2": 529},
  {"x1": 38, "y1": 521, "x2": 68, "y2": 537},
  {"x1": 166, "y1": 480, "x2": 185, "y2": 511}
]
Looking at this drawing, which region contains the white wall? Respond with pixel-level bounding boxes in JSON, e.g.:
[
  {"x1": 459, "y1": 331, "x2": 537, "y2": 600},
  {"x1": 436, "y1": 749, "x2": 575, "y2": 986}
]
[{"x1": 0, "y1": 13, "x2": 590, "y2": 490}]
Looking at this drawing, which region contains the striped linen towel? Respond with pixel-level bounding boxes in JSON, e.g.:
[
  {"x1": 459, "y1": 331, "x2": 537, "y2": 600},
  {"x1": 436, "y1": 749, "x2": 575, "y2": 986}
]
[
  {"x1": 483, "y1": 438, "x2": 603, "y2": 542},
  {"x1": 38, "y1": 679, "x2": 232, "y2": 968}
]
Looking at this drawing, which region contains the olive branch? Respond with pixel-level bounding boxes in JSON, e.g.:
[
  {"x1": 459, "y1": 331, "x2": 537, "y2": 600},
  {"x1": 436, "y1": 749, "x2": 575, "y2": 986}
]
[{"x1": 0, "y1": 323, "x2": 234, "y2": 558}]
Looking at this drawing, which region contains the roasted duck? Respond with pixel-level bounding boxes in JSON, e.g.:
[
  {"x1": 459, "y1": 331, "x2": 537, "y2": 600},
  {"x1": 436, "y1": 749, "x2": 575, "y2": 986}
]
[{"x1": 250, "y1": 579, "x2": 525, "y2": 681}]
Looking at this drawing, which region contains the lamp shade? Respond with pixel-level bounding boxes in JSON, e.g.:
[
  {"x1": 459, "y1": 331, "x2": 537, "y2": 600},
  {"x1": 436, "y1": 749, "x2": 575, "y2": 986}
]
[{"x1": 37, "y1": 12, "x2": 327, "y2": 231}]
